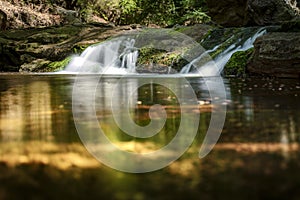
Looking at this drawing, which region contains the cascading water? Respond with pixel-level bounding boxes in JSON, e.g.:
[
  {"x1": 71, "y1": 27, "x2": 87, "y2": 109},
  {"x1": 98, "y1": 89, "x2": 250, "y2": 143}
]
[
  {"x1": 180, "y1": 28, "x2": 267, "y2": 76},
  {"x1": 63, "y1": 37, "x2": 139, "y2": 74},
  {"x1": 62, "y1": 28, "x2": 266, "y2": 76},
  {"x1": 119, "y1": 39, "x2": 138, "y2": 73}
]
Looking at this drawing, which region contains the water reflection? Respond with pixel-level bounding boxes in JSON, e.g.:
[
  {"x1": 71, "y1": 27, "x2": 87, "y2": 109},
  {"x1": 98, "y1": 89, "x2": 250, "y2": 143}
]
[
  {"x1": 72, "y1": 77, "x2": 206, "y2": 172},
  {"x1": 220, "y1": 78, "x2": 300, "y2": 159},
  {"x1": 1, "y1": 76, "x2": 300, "y2": 148},
  {"x1": 0, "y1": 76, "x2": 77, "y2": 143},
  {"x1": 0, "y1": 75, "x2": 300, "y2": 199},
  {"x1": 0, "y1": 81, "x2": 52, "y2": 141}
]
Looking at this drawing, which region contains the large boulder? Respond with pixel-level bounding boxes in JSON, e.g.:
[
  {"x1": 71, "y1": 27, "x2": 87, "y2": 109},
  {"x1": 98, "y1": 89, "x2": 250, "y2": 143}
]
[
  {"x1": 0, "y1": 24, "x2": 134, "y2": 72},
  {"x1": 207, "y1": 0, "x2": 300, "y2": 27},
  {"x1": 247, "y1": 32, "x2": 300, "y2": 78}
]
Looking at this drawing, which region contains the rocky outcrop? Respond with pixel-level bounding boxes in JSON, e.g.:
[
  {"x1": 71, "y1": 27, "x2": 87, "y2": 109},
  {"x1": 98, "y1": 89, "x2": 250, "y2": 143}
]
[
  {"x1": 0, "y1": 24, "x2": 214, "y2": 72},
  {"x1": 247, "y1": 32, "x2": 300, "y2": 78},
  {"x1": 0, "y1": 24, "x2": 139, "y2": 72},
  {"x1": 207, "y1": 0, "x2": 300, "y2": 27},
  {"x1": 1, "y1": 21, "x2": 299, "y2": 78}
]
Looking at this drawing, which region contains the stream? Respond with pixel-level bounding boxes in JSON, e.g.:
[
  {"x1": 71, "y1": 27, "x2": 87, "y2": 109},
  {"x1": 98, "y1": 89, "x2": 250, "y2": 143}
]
[{"x1": 0, "y1": 73, "x2": 300, "y2": 199}]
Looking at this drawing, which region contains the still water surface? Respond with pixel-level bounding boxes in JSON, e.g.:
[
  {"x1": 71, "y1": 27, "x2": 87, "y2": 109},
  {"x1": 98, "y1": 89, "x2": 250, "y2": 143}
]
[{"x1": 0, "y1": 74, "x2": 300, "y2": 200}]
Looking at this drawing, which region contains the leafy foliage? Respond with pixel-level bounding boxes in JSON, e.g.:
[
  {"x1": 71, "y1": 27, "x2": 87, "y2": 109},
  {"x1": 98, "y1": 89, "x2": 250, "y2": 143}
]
[
  {"x1": 12, "y1": 0, "x2": 208, "y2": 26},
  {"x1": 4, "y1": 0, "x2": 209, "y2": 26}
]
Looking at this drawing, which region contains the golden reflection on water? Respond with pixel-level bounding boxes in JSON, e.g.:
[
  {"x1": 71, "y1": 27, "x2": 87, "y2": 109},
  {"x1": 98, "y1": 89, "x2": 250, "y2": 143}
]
[
  {"x1": 0, "y1": 76, "x2": 300, "y2": 159},
  {"x1": 0, "y1": 80, "x2": 97, "y2": 170},
  {"x1": 0, "y1": 142, "x2": 100, "y2": 169},
  {"x1": 0, "y1": 81, "x2": 53, "y2": 141},
  {"x1": 0, "y1": 76, "x2": 299, "y2": 199}
]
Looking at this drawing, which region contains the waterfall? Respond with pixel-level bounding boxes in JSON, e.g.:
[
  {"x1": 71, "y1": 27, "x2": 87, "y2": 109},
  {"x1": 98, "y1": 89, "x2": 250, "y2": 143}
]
[
  {"x1": 180, "y1": 28, "x2": 266, "y2": 76},
  {"x1": 62, "y1": 28, "x2": 266, "y2": 76},
  {"x1": 63, "y1": 37, "x2": 139, "y2": 74},
  {"x1": 120, "y1": 39, "x2": 138, "y2": 73},
  {"x1": 180, "y1": 44, "x2": 221, "y2": 74}
]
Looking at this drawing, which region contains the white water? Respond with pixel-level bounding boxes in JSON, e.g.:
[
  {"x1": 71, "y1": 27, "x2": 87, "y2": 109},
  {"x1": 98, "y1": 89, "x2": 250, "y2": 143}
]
[
  {"x1": 61, "y1": 28, "x2": 266, "y2": 76},
  {"x1": 62, "y1": 37, "x2": 138, "y2": 74},
  {"x1": 180, "y1": 28, "x2": 267, "y2": 76}
]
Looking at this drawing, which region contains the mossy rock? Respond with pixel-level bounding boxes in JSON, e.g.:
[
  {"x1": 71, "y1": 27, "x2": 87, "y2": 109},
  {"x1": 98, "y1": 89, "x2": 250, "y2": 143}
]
[
  {"x1": 27, "y1": 32, "x2": 69, "y2": 44},
  {"x1": 223, "y1": 48, "x2": 254, "y2": 77},
  {"x1": 174, "y1": 24, "x2": 213, "y2": 43},
  {"x1": 19, "y1": 59, "x2": 52, "y2": 72},
  {"x1": 0, "y1": 24, "x2": 124, "y2": 72},
  {"x1": 47, "y1": 57, "x2": 72, "y2": 72},
  {"x1": 137, "y1": 47, "x2": 167, "y2": 65},
  {"x1": 201, "y1": 27, "x2": 263, "y2": 56},
  {"x1": 72, "y1": 44, "x2": 89, "y2": 54},
  {"x1": 137, "y1": 47, "x2": 189, "y2": 72},
  {"x1": 19, "y1": 57, "x2": 71, "y2": 72},
  {"x1": 200, "y1": 28, "x2": 239, "y2": 50}
]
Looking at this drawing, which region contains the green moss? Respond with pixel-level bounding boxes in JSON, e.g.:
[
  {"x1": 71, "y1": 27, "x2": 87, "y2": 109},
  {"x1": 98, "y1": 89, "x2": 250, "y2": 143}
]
[
  {"x1": 201, "y1": 28, "x2": 236, "y2": 50},
  {"x1": 47, "y1": 57, "x2": 72, "y2": 72},
  {"x1": 137, "y1": 47, "x2": 168, "y2": 65},
  {"x1": 73, "y1": 44, "x2": 89, "y2": 54},
  {"x1": 48, "y1": 25, "x2": 82, "y2": 36},
  {"x1": 174, "y1": 26, "x2": 190, "y2": 33},
  {"x1": 223, "y1": 48, "x2": 254, "y2": 77},
  {"x1": 27, "y1": 32, "x2": 69, "y2": 44},
  {"x1": 137, "y1": 47, "x2": 188, "y2": 72}
]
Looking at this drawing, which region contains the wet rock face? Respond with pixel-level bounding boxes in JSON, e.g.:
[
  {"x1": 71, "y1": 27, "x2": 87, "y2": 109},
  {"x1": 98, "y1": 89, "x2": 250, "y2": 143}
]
[
  {"x1": 247, "y1": 32, "x2": 300, "y2": 78},
  {"x1": 207, "y1": 0, "x2": 300, "y2": 27}
]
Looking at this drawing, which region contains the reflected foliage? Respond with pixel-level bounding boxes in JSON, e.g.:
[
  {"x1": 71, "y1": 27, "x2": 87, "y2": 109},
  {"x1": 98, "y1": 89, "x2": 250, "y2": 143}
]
[{"x1": 0, "y1": 75, "x2": 300, "y2": 199}]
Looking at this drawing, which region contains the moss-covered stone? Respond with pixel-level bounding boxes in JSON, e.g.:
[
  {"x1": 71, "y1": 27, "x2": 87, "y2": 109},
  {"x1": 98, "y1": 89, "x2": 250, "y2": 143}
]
[
  {"x1": 19, "y1": 59, "x2": 52, "y2": 72},
  {"x1": 174, "y1": 24, "x2": 213, "y2": 43},
  {"x1": 72, "y1": 44, "x2": 89, "y2": 54},
  {"x1": 0, "y1": 24, "x2": 135, "y2": 72},
  {"x1": 19, "y1": 57, "x2": 72, "y2": 72},
  {"x1": 224, "y1": 48, "x2": 254, "y2": 77},
  {"x1": 137, "y1": 47, "x2": 167, "y2": 65},
  {"x1": 200, "y1": 28, "x2": 239, "y2": 50},
  {"x1": 137, "y1": 47, "x2": 189, "y2": 73},
  {"x1": 27, "y1": 32, "x2": 69, "y2": 44},
  {"x1": 47, "y1": 57, "x2": 72, "y2": 72}
]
